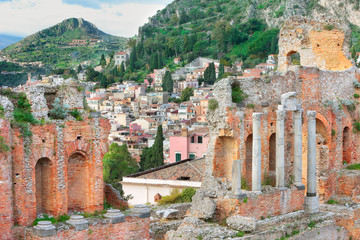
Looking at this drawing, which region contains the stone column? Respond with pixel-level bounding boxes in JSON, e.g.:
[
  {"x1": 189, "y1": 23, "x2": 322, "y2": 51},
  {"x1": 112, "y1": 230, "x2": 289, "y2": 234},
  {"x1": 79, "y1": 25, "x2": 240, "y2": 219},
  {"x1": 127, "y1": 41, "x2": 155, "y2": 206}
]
[
  {"x1": 276, "y1": 110, "x2": 285, "y2": 189},
  {"x1": 293, "y1": 110, "x2": 305, "y2": 190},
  {"x1": 232, "y1": 160, "x2": 246, "y2": 199},
  {"x1": 252, "y1": 113, "x2": 262, "y2": 193},
  {"x1": 305, "y1": 111, "x2": 319, "y2": 214}
]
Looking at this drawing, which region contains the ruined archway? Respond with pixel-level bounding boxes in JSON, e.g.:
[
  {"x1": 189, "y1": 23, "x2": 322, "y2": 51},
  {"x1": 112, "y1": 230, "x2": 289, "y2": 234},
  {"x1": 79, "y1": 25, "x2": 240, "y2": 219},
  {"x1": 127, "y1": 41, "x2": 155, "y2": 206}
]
[
  {"x1": 35, "y1": 158, "x2": 54, "y2": 215},
  {"x1": 245, "y1": 134, "x2": 253, "y2": 189},
  {"x1": 213, "y1": 137, "x2": 238, "y2": 182},
  {"x1": 343, "y1": 127, "x2": 351, "y2": 164},
  {"x1": 268, "y1": 133, "x2": 276, "y2": 187},
  {"x1": 67, "y1": 152, "x2": 89, "y2": 212},
  {"x1": 287, "y1": 51, "x2": 301, "y2": 66}
]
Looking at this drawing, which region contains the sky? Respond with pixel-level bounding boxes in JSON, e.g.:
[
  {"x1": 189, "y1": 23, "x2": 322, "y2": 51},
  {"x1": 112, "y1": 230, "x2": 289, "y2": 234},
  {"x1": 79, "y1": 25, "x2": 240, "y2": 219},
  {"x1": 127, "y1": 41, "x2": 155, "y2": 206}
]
[{"x1": 0, "y1": 0, "x2": 173, "y2": 38}]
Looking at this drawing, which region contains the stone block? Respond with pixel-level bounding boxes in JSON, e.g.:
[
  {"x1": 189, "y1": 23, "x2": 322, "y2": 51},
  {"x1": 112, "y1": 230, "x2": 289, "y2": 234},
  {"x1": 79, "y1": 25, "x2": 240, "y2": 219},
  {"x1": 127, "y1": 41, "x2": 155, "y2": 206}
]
[
  {"x1": 90, "y1": 111, "x2": 101, "y2": 118},
  {"x1": 226, "y1": 215, "x2": 256, "y2": 232},
  {"x1": 66, "y1": 215, "x2": 89, "y2": 231},
  {"x1": 130, "y1": 205, "x2": 151, "y2": 218},
  {"x1": 33, "y1": 221, "x2": 56, "y2": 237},
  {"x1": 104, "y1": 209, "x2": 125, "y2": 224},
  {"x1": 156, "y1": 209, "x2": 180, "y2": 219},
  {"x1": 190, "y1": 190, "x2": 216, "y2": 219}
]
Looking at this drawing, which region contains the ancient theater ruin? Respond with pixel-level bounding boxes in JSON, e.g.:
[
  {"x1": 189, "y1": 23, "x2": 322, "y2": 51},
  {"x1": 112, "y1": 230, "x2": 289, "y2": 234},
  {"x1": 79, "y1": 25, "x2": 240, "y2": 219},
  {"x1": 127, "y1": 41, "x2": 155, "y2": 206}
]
[
  {"x1": 166, "y1": 16, "x2": 360, "y2": 239},
  {"x1": 0, "y1": 85, "x2": 150, "y2": 239}
]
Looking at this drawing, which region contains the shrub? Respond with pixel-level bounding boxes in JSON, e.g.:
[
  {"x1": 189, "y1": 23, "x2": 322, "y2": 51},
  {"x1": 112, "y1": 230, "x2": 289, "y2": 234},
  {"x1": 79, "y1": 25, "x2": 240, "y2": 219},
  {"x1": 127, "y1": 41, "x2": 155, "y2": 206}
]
[
  {"x1": 70, "y1": 109, "x2": 83, "y2": 121},
  {"x1": 157, "y1": 188, "x2": 181, "y2": 205},
  {"x1": 308, "y1": 221, "x2": 316, "y2": 228},
  {"x1": 246, "y1": 103, "x2": 255, "y2": 108},
  {"x1": 158, "y1": 188, "x2": 197, "y2": 205},
  {"x1": 331, "y1": 129, "x2": 336, "y2": 136},
  {"x1": 180, "y1": 187, "x2": 196, "y2": 202},
  {"x1": 347, "y1": 163, "x2": 360, "y2": 170},
  {"x1": 354, "y1": 94, "x2": 360, "y2": 99},
  {"x1": 232, "y1": 86, "x2": 247, "y2": 104},
  {"x1": 49, "y1": 98, "x2": 69, "y2": 120},
  {"x1": 324, "y1": 25, "x2": 334, "y2": 31},
  {"x1": 208, "y1": 99, "x2": 218, "y2": 111},
  {"x1": 57, "y1": 214, "x2": 70, "y2": 222},
  {"x1": 236, "y1": 231, "x2": 245, "y2": 237},
  {"x1": 353, "y1": 121, "x2": 360, "y2": 133}
]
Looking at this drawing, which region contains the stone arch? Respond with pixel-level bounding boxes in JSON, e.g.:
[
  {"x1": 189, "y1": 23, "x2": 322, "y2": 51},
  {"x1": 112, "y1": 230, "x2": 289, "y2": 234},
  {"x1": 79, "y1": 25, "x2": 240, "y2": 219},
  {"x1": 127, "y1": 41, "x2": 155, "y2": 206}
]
[
  {"x1": 35, "y1": 157, "x2": 54, "y2": 215},
  {"x1": 316, "y1": 118, "x2": 328, "y2": 145},
  {"x1": 67, "y1": 151, "x2": 89, "y2": 212},
  {"x1": 245, "y1": 134, "x2": 253, "y2": 189},
  {"x1": 268, "y1": 133, "x2": 276, "y2": 187},
  {"x1": 212, "y1": 136, "x2": 238, "y2": 182},
  {"x1": 286, "y1": 51, "x2": 301, "y2": 67},
  {"x1": 343, "y1": 127, "x2": 351, "y2": 164}
]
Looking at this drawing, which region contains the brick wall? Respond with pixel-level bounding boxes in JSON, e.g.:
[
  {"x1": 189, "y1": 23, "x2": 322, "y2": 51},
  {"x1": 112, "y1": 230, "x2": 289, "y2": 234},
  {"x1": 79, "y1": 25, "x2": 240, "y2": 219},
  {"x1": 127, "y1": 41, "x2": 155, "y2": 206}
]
[
  {"x1": 215, "y1": 187, "x2": 305, "y2": 221},
  {"x1": 104, "y1": 183, "x2": 128, "y2": 210}
]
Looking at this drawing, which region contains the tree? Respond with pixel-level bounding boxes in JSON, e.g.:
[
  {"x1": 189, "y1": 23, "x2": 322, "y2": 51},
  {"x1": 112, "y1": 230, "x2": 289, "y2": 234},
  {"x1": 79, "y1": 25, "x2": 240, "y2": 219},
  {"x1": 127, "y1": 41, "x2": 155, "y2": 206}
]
[
  {"x1": 100, "y1": 54, "x2": 106, "y2": 68},
  {"x1": 139, "y1": 125, "x2": 164, "y2": 171},
  {"x1": 129, "y1": 47, "x2": 137, "y2": 72},
  {"x1": 212, "y1": 21, "x2": 231, "y2": 51},
  {"x1": 150, "y1": 52, "x2": 159, "y2": 71},
  {"x1": 120, "y1": 62, "x2": 125, "y2": 75},
  {"x1": 103, "y1": 143, "x2": 138, "y2": 184},
  {"x1": 77, "y1": 64, "x2": 82, "y2": 73},
  {"x1": 218, "y1": 63, "x2": 224, "y2": 80},
  {"x1": 180, "y1": 87, "x2": 194, "y2": 102},
  {"x1": 162, "y1": 71, "x2": 173, "y2": 93},
  {"x1": 204, "y1": 62, "x2": 216, "y2": 85},
  {"x1": 157, "y1": 52, "x2": 164, "y2": 69}
]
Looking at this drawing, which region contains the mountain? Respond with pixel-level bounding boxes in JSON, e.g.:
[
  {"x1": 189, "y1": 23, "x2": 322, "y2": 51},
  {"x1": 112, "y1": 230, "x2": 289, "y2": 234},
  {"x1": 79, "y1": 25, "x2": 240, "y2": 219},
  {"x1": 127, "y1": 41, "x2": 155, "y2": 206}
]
[
  {"x1": 0, "y1": 34, "x2": 23, "y2": 50},
  {"x1": 0, "y1": 18, "x2": 128, "y2": 69},
  {"x1": 131, "y1": 0, "x2": 360, "y2": 71}
]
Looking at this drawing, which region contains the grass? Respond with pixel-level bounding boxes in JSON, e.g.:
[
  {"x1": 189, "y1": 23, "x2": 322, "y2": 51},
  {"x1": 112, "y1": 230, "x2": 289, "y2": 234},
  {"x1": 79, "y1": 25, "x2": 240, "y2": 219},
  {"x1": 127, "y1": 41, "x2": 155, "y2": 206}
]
[
  {"x1": 208, "y1": 99, "x2": 219, "y2": 111},
  {"x1": 236, "y1": 231, "x2": 245, "y2": 237},
  {"x1": 326, "y1": 199, "x2": 339, "y2": 204},
  {"x1": 308, "y1": 221, "x2": 316, "y2": 228},
  {"x1": 346, "y1": 164, "x2": 360, "y2": 170},
  {"x1": 33, "y1": 214, "x2": 70, "y2": 226}
]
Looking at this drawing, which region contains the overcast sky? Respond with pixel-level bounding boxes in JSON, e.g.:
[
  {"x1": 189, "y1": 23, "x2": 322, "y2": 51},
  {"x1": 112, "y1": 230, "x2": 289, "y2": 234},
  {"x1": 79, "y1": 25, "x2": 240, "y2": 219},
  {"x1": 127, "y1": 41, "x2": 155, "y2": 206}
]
[{"x1": 0, "y1": 0, "x2": 173, "y2": 37}]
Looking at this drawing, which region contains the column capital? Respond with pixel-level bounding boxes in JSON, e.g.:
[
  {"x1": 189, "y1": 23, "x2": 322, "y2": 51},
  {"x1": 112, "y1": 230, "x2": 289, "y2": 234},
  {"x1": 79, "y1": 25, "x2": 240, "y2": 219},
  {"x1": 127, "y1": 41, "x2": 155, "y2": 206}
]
[
  {"x1": 252, "y1": 113, "x2": 263, "y2": 121},
  {"x1": 307, "y1": 111, "x2": 317, "y2": 120}
]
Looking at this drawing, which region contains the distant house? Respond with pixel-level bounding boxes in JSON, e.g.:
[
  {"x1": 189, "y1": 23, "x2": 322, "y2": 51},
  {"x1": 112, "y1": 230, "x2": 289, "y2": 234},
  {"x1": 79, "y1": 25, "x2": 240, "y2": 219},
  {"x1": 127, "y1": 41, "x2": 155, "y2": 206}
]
[
  {"x1": 241, "y1": 68, "x2": 264, "y2": 78},
  {"x1": 235, "y1": 62, "x2": 243, "y2": 72},
  {"x1": 174, "y1": 57, "x2": 182, "y2": 65},
  {"x1": 169, "y1": 127, "x2": 209, "y2": 163},
  {"x1": 87, "y1": 97, "x2": 105, "y2": 111},
  {"x1": 114, "y1": 52, "x2": 128, "y2": 66},
  {"x1": 122, "y1": 158, "x2": 204, "y2": 205}
]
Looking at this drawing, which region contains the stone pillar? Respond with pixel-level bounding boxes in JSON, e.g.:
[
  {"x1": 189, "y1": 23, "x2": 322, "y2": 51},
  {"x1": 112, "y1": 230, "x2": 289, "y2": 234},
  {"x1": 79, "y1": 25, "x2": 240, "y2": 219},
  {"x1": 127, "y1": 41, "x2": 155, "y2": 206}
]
[
  {"x1": 276, "y1": 110, "x2": 285, "y2": 189},
  {"x1": 232, "y1": 160, "x2": 246, "y2": 199},
  {"x1": 252, "y1": 113, "x2": 262, "y2": 193},
  {"x1": 293, "y1": 110, "x2": 305, "y2": 190},
  {"x1": 304, "y1": 111, "x2": 319, "y2": 214}
]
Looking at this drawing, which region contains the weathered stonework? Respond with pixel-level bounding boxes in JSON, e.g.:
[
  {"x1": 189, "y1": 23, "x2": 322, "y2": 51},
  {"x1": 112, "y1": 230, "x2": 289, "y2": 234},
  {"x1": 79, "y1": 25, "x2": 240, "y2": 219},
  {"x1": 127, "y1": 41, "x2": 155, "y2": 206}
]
[{"x1": 278, "y1": 16, "x2": 353, "y2": 72}]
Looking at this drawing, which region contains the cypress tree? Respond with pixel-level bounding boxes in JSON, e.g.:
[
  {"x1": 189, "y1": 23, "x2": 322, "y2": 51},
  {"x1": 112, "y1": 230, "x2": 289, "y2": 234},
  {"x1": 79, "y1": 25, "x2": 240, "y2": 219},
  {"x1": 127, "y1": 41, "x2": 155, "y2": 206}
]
[
  {"x1": 157, "y1": 52, "x2": 164, "y2": 69},
  {"x1": 139, "y1": 125, "x2": 164, "y2": 171},
  {"x1": 209, "y1": 62, "x2": 216, "y2": 84},
  {"x1": 129, "y1": 47, "x2": 137, "y2": 72},
  {"x1": 218, "y1": 63, "x2": 224, "y2": 80},
  {"x1": 162, "y1": 71, "x2": 173, "y2": 93},
  {"x1": 120, "y1": 62, "x2": 125, "y2": 75},
  {"x1": 77, "y1": 64, "x2": 82, "y2": 73},
  {"x1": 100, "y1": 54, "x2": 106, "y2": 68},
  {"x1": 150, "y1": 52, "x2": 159, "y2": 71}
]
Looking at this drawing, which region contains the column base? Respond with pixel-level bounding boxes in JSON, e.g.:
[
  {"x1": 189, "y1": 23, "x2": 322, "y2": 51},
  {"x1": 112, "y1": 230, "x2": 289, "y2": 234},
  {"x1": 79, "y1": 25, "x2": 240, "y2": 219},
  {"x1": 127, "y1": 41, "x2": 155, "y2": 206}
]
[
  {"x1": 304, "y1": 196, "x2": 319, "y2": 214},
  {"x1": 295, "y1": 184, "x2": 305, "y2": 190},
  {"x1": 232, "y1": 193, "x2": 247, "y2": 199}
]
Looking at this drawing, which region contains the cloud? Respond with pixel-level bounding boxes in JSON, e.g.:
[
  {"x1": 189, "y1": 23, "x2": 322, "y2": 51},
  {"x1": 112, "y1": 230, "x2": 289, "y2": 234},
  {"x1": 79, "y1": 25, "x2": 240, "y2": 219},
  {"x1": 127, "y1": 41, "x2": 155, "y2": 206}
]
[
  {"x1": 63, "y1": 0, "x2": 171, "y2": 9},
  {"x1": 0, "y1": 0, "x2": 172, "y2": 37}
]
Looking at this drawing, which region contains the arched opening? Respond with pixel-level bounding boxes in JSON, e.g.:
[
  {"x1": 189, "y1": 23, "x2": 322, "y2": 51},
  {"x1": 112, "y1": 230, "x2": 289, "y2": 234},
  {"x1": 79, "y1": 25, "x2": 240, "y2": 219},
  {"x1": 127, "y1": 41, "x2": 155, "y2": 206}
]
[
  {"x1": 245, "y1": 134, "x2": 253, "y2": 189},
  {"x1": 286, "y1": 51, "x2": 301, "y2": 67},
  {"x1": 268, "y1": 133, "x2": 276, "y2": 187},
  {"x1": 343, "y1": 127, "x2": 351, "y2": 164},
  {"x1": 316, "y1": 119, "x2": 328, "y2": 145},
  {"x1": 212, "y1": 137, "x2": 238, "y2": 182},
  {"x1": 67, "y1": 152, "x2": 88, "y2": 212},
  {"x1": 35, "y1": 158, "x2": 54, "y2": 215},
  {"x1": 315, "y1": 118, "x2": 329, "y2": 201}
]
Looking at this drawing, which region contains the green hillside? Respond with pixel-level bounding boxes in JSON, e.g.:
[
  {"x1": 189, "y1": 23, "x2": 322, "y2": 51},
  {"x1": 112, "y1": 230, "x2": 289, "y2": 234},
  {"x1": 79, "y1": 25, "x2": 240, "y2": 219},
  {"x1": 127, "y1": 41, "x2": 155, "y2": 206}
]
[{"x1": 1, "y1": 18, "x2": 128, "y2": 69}]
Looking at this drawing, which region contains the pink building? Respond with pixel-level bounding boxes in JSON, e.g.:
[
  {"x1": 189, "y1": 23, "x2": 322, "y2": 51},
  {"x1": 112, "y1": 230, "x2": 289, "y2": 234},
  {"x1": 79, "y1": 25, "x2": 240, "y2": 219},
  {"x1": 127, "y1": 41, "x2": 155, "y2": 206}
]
[{"x1": 169, "y1": 127, "x2": 209, "y2": 163}]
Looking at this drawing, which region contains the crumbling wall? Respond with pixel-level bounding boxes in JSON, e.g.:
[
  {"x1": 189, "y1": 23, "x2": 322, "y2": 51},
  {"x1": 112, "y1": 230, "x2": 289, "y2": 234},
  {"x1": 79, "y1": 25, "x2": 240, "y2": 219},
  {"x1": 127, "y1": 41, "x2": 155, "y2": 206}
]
[{"x1": 278, "y1": 16, "x2": 353, "y2": 72}]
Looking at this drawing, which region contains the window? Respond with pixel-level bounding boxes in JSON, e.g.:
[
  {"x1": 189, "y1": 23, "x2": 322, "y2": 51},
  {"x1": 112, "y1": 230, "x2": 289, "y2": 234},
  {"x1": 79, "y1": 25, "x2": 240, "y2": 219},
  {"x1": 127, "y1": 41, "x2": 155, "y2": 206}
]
[
  {"x1": 189, "y1": 153, "x2": 196, "y2": 159},
  {"x1": 198, "y1": 136, "x2": 203, "y2": 143},
  {"x1": 175, "y1": 153, "x2": 181, "y2": 162},
  {"x1": 191, "y1": 136, "x2": 195, "y2": 143}
]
